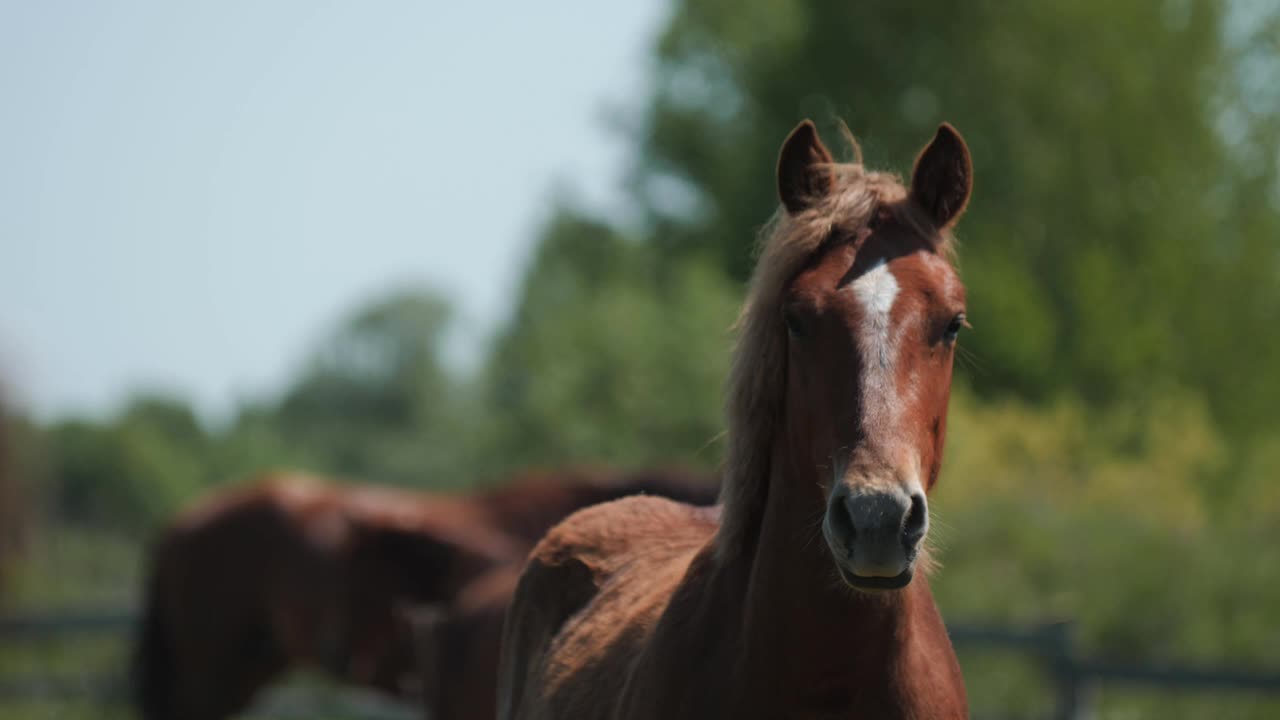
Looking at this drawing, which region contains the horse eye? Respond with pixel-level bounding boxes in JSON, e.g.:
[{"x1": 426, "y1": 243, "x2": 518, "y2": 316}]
[{"x1": 943, "y1": 313, "x2": 967, "y2": 343}]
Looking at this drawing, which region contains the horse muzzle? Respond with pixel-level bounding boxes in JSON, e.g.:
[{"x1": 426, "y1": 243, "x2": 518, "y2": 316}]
[{"x1": 822, "y1": 484, "x2": 927, "y2": 591}]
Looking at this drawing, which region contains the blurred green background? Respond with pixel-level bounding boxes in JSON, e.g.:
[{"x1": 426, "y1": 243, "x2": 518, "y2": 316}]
[{"x1": 4, "y1": 1, "x2": 1280, "y2": 718}]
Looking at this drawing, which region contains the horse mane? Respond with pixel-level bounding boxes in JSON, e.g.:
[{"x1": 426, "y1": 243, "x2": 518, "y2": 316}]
[{"x1": 716, "y1": 153, "x2": 954, "y2": 558}]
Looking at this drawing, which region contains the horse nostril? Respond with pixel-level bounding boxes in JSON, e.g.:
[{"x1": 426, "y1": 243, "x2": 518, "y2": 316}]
[
  {"x1": 902, "y1": 493, "x2": 928, "y2": 548},
  {"x1": 829, "y1": 493, "x2": 857, "y2": 548}
]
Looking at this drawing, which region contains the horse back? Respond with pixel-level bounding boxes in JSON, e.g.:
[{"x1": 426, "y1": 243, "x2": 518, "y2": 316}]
[{"x1": 498, "y1": 495, "x2": 718, "y2": 720}]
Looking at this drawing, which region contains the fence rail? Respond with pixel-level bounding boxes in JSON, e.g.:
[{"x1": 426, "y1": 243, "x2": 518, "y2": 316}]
[
  {"x1": 3, "y1": 610, "x2": 1280, "y2": 719},
  {"x1": 949, "y1": 619, "x2": 1280, "y2": 720},
  {"x1": 0, "y1": 608, "x2": 416, "y2": 719}
]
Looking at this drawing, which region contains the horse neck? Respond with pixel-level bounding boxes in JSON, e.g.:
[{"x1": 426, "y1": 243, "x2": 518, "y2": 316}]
[{"x1": 726, "y1": 436, "x2": 928, "y2": 702}]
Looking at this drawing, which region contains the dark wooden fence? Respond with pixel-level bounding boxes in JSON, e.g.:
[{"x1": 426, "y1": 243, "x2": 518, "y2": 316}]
[
  {"x1": 948, "y1": 620, "x2": 1280, "y2": 720},
  {"x1": 0, "y1": 608, "x2": 417, "y2": 719},
  {"x1": 3, "y1": 610, "x2": 1280, "y2": 719}
]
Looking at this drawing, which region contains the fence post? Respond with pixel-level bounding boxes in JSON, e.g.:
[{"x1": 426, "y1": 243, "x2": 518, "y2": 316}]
[{"x1": 1044, "y1": 620, "x2": 1093, "y2": 720}]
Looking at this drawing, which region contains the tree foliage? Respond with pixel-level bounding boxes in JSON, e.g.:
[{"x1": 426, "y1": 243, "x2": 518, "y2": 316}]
[
  {"x1": 630, "y1": 0, "x2": 1280, "y2": 432},
  {"x1": 482, "y1": 210, "x2": 737, "y2": 473},
  {"x1": 44, "y1": 394, "x2": 206, "y2": 530},
  {"x1": 272, "y1": 289, "x2": 473, "y2": 484}
]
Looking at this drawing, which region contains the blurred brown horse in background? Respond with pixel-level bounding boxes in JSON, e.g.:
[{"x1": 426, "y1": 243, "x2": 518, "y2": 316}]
[
  {"x1": 498, "y1": 121, "x2": 974, "y2": 718},
  {"x1": 133, "y1": 466, "x2": 717, "y2": 720},
  {"x1": 404, "y1": 564, "x2": 522, "y2": 720}
]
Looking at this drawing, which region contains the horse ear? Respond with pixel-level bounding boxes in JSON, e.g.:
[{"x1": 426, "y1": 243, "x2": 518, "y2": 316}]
[
  {"x1": 777, "y1": 120, "x2": 835, "y2": 214},
  {"x1": 910, "y1": 123, "x2": 973, "y2": 229}
]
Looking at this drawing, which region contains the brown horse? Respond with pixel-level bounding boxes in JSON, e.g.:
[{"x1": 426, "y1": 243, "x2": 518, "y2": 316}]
[
  {"x1": 498, "y1": 120, "x2": 975, "y2": 719},
  {"x1": 133, "y1": 466, "x2": 716, "y2": 720},
  {"x1": 405, "y1": 565, "x2": 521, "y2": 720}
]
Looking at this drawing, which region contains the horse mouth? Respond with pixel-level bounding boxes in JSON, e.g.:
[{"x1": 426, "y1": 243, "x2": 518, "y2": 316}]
[{"x1": 836, "y1": 564, "x2": 913, "y2": 592}]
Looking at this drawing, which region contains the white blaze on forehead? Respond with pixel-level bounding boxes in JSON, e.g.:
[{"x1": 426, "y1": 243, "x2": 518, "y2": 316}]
[
  {"x1": 846, "y1": 257, "x2": 903, "y2": 435},
  {"x1": 850, "y1": 258, "x2": 900, "y2": 369}
]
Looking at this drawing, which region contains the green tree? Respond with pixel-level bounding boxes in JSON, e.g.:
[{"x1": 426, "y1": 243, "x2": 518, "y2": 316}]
[
  {"x1": 44, "y1": 392, "x2": 207, "y2": 531},
  {"x1": 273, "y1": 288, "x2": 477, "y2": 485},
  {"x1": 483, "y1": 208, "x2": 737, "y2": 473},
  {"x1": 629, "y1": 0, "x2": 1280, "y2": 433}
]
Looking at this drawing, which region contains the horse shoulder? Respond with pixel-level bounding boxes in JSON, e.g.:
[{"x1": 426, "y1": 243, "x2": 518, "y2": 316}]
[
  {"x1": 498, "y1": 496, "x2": 715, "y2": 720},
  {"x1": 496, "y1": 529, "x2": 597, "y2": 720}
]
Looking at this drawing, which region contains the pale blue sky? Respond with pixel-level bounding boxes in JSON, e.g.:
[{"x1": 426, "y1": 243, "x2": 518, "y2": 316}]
[{"x1": 0, "y1": 0, "x2": 667, "y2": 421}]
